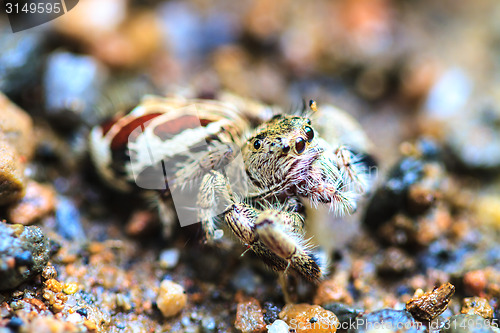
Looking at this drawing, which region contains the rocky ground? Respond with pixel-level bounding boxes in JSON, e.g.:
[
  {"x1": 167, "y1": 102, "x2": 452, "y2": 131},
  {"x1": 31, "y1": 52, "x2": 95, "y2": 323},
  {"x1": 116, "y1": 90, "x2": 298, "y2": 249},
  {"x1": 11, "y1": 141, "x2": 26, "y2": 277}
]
[{"x1": 1, "y1": 0, "x2": 500, "y2": 332}]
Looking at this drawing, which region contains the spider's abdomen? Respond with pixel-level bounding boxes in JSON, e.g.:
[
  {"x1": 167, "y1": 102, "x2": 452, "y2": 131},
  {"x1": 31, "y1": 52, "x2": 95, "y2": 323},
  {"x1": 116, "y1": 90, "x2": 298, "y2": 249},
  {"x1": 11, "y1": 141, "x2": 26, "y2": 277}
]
[{"x1": 89, "y1": 96, "x2": 249, "y2": 192}]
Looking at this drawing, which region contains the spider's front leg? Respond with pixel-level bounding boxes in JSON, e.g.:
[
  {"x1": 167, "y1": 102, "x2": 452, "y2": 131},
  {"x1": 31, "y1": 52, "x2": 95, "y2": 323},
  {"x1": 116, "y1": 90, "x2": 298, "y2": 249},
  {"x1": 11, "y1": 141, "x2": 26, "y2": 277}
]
[{"x1": 224, "y1": 202, "x2": 326, "y2": 282}]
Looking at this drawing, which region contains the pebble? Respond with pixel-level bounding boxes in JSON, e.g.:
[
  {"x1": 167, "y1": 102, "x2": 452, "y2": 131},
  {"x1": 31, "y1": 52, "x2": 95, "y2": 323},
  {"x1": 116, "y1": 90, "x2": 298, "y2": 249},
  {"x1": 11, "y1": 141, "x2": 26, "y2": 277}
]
[
  {"x1": 313, "y1": 273, "x2": 353, "y2": 305},
  {"x1": 201, "y1": 317, "x2": 217, "y2": 332},
  {"x1": 45, "y1": 278, "x2": 62, "y2": 293},
  {"x1": 363, "y1": 155, "x2": 427, "y2": 231},
  {"x1": 474, "y1": 195, "x2": 500, "y2": 231},
  {"x1": 90, "y1": 10, "x2": 162, "y2": 68},
  {"x1": 263, "y1": 302, "x2": 281, "y2": 324},
  {"x1": 63, "y1": 282, "x2": 79, "y2": 295},
  {"x1": 267, "y1": 319, "x2": 289, "y2": 333},
  {"x1": 445, "y1": 98, "x2": 500, "y2": 170},
  {"x1": 156, "y1": 280, "x2": 187, "y2": 318},
  {"x1": 159, "y1": 248, "x2": 181, "y2": 269},
  {"x1": 0, "y1": 30, "x2": 45, "y2": 97},
  {"x1": 7, "y1": 181, "x2": 56, "y2": 225},
  {"x1": 0, "y1": 93, "x2": 35, "y2": 205},
  {"x1": 0, "y1": 142, "x2": 26, "y2": 205},
  {"x1": 44, "y1": 51, "x2": 107, "y2": 128},
  {"x1": 234, "y1": 297, "x2": 266, "y2": 333},
  {"x1": 279, "y1": 304, "x2": 339, "y2": 333},
  {"x1": 464, "y1": 270, "x2": 488, "y2": 295},
  {"x1": 41, "y1": 263, "x2": 58, "y2": 280},
  {"x1": 0, "y1": 221, "x2": 50, "y2": 290},
  {"x1": 0, "y1": 93, "x2": 35, "y2": 160},
  {"x1": 55, "y1": 197, "x2": 86, "y2": 241},
  {"x1": 406, "y1": 282, "x2": 455, "y2": 322},
  {"x1": 461, "y1": 297, "x2": 494, "y2": 319},
  {"x1": 425, "y1": 68, "x2": 472, "y2": 119},
  {"x1": 54, "y1": 0, "x2": 127, "y2": 44}
]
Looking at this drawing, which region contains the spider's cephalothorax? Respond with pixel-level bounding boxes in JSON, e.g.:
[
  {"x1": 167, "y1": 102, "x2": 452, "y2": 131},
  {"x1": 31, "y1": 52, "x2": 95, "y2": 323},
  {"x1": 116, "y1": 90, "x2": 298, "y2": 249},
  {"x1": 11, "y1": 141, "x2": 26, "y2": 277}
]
[{"x1": 89, "y1": 94, "x2": 373, "y2": 282}]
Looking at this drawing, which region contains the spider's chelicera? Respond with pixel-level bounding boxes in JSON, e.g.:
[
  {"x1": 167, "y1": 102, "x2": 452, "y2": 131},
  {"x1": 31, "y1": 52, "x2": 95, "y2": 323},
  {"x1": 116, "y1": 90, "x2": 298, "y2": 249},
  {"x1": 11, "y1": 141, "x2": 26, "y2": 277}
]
[{"x1": 89, "y1": 95, "x2": 373, "y2": 282}]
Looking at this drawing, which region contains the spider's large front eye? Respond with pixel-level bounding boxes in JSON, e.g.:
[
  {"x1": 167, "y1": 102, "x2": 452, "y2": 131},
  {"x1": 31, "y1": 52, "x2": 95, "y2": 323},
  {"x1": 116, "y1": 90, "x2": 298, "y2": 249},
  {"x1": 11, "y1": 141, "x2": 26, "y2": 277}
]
[
  {"x1": 253, "y1": 139, "x2": 262, "y2": 150},
  {"x1": 305, "y1": 126, "x2": 314, "y2": 142},
  {"x1": 295, "y1": 138, "x2": 306, "y2": 154}
]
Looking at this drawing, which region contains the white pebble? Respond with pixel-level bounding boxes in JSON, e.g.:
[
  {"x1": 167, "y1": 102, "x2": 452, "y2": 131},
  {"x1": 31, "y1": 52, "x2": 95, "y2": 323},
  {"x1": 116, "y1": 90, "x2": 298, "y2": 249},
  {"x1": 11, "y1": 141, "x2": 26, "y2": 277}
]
[
  {"x1": 159, "y1": 249, "x2": 180, "y2": 269},
  {"x1": 267, "y1": 319, "x2": 289, "y2": 333},
  {"x1": 66, "y1": 312, "x2": 84, "y2": 325}
]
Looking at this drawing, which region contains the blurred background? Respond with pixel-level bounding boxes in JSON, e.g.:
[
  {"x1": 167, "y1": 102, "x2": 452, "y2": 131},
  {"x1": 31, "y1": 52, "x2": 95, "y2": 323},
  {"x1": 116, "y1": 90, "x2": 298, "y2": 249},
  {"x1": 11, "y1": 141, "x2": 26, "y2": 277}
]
[
  {"x1": 2, "y1": 0, "x2": 500, "y2": 168},
  {"x1": 1, "y1": 0, "x2": 500, "y2": 332}
]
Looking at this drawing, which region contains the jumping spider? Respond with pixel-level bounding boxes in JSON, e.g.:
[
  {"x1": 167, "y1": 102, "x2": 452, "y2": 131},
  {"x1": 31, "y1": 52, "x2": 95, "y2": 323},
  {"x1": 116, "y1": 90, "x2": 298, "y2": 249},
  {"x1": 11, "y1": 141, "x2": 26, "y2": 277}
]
[{"x1": 90, "y1": 93, "x2": 374, "y2": 285}]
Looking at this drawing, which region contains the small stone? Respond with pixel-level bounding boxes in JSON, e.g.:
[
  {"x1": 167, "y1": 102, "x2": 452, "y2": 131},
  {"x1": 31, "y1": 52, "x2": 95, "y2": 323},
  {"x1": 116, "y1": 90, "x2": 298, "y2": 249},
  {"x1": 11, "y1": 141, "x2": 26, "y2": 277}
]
[
  {"x1": 475, "y1": 196, "x2": 500, "y2": 230},
  {"x1": 84, "y1": 319, "x2": 97, "y2": 332},
  {"x1": 45, "y1": 279, "x2": 62, "y2": 293},
  {"x1": 313, "y1": 274, "x2": 353, "y2": 305},
  {"x1": 279, "y1": 304, "x2": 339, "y2": 333},
  {"x1": 7, "y1": 181, "x2": 56, "y2": 225},
  {"x1": 44, "y1": 51, "x2": 107, "y2": 128},
  {"x1": 0, "y1": 30, "x2": 45, "y2": 96},
  {"x1": 63, "y1": 282, "x2": 79, "y2": 295},
  {"x1": 54, "y1": 0, "x2": 126, "y2": 42},
  {"x1": 234, "y1": 297, "x2": 266, "y2": 333},
  {"x1": 263, "y1": 302, "x2": 281, "y2": 324},
  {"x1": 156, "y1": 280, "x2": 187, "y2": 318},
  {"x1": 0, "y1": 221, "x2": 50, "y2": 290},
  {"x1": 90, "y1": 10, "x2": 162, "y2": 68},
  {"x1": 55, "y1": 197, "x2": 86, "y2": 241},
  {"x1": 159, "y1": 249, "x2": 180, "y2": 269},
  {"x1": 464, "y1": 270, "x2": 488, "y2": 295},
  {"x1": 461, "y1": 297, "x2": 494, "y2": 319},
  {"x1": 0, "y1": 142, "x2": 26, "y2": 205},
  {"x1": 267, "y1": 319, "x2": 289, "y2": 333},
  {"x1": 406, "y1": 282, "x2": 455, "y2": 321},
  {"x1": 201, "y1": 317, "x2": 217, "y2": 332},
  {"x1": 0, "y1": 93, "x2": 35, "y2": 160}
]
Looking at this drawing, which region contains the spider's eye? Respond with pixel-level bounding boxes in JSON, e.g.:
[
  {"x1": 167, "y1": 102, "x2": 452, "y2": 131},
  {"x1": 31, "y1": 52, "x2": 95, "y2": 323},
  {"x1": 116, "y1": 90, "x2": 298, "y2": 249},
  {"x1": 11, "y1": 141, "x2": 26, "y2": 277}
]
[
  {"x1": 295, "y1": 138, "x2": 306, "y2": 154},
  {"x1": 304, "y1": 126, "x2": 314, "y2": 142},
  {"x1": 306, "y1": 118, "x2": 312, "y2": 126},
  {"x1": 282, "y1": 144, "x2": 290, "y2": 154},
  {"x1": 253, "y1": 139, "x2": 262, "y2": 150}
]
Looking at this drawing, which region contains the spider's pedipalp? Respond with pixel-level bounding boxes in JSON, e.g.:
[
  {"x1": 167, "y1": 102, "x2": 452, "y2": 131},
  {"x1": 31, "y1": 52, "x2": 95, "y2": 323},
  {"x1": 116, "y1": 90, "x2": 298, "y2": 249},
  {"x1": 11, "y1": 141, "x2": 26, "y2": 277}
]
[{"x1": 335, "y1": 145, "x2": 373, "y2": 194}]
